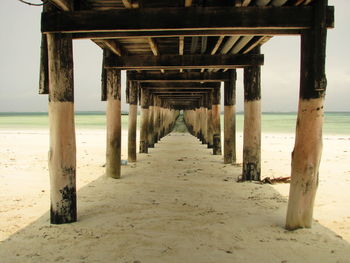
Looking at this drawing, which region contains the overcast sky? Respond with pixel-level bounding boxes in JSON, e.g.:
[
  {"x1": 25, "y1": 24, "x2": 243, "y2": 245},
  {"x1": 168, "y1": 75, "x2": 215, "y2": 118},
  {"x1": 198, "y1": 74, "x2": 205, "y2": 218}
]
[{"x1": 0, "y1": 0, "x2": 348, "y2": 112}]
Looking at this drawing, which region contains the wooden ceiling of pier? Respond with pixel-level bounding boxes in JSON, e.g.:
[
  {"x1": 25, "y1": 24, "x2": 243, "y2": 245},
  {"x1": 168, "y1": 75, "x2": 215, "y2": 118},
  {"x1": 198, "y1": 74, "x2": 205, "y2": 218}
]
[{"x1": 45, "y1": 0, "x2": 334, "y2": 108}]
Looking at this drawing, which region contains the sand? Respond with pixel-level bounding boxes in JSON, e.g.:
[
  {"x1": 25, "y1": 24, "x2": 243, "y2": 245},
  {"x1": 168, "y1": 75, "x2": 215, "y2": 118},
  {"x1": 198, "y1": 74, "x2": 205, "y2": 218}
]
[{"x1": 0, "y1": 128, "x2": 349, "y2": 262}]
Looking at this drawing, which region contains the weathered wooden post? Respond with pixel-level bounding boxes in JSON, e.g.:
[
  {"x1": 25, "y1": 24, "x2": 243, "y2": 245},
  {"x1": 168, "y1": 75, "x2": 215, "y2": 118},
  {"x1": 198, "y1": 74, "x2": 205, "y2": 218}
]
[
  {"x1": 195, "y1": 107, "x2": 201, "y2": 141},
  {"x1": 286, "y1": 0, "x2": 328, "y2": 230},
  {"x1": 140, "y1": 88, "x2": 149, "y2": 153},
  {"x1": 106, "y1": 65, "x2": 122, "y2": 179},
  {"x1": 242, "y1": 46, "x2": 261, "y2": 181},
  {"x1": 212, "y1": 87, "x2": 222, "y2": 155},
  {"x1": 39, "y1": 3, "x2": 56, "y2": 95},
  {"x1": 153, "y1": 97, "x2": 160, "y2": 144},
  {"x1": 224, "y1": 70, "x2": 237, "y2": 164},
  {"x1": 147, "y1": 94, "x2": 155, "y2": 148},
  {"x1": 47, "y1": 33, "x2": 76, "y2": 224},
  {"x1": 207, "y1": 90, "x2": 213, "y2": 148},
  {"x1": 200, "y1": 99, "x2": 208, "y2": 144},
  {"x1": 127, "y1": 80, "x2": 138, "y2": 163}
]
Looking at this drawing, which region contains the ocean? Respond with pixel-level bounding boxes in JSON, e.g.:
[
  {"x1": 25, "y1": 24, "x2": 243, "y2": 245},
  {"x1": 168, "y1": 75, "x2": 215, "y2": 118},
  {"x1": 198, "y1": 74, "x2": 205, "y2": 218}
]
[{"x1": 0, "y1": 111, "x2": 349, "y2": 135}]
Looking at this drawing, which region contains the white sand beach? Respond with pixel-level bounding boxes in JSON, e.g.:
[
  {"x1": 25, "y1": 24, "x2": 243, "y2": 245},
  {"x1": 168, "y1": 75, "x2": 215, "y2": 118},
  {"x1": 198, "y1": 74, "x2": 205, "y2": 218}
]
[{"x1": 0, "y1": 128, "x2": 349, "y2": 262}]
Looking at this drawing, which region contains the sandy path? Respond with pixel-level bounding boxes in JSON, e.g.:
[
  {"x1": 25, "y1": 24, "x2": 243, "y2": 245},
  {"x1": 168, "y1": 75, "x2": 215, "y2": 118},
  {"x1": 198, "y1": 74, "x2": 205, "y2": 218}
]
[{"x1": 0, "y1": 131, "x2": 349, "y2": 262}]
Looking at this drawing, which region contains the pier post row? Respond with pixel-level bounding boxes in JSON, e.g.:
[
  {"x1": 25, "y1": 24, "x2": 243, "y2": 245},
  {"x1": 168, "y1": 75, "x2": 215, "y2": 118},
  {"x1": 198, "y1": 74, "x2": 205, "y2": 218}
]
[
  {"x1": 127, "y1": 80, "x2": 138, "y2": 163},
  {"x1": 224, "y1": 69, "x2": 237, "y2": 164},
  {"x1": 40, "y1": 0, "x2": 334, "y2": 230}
]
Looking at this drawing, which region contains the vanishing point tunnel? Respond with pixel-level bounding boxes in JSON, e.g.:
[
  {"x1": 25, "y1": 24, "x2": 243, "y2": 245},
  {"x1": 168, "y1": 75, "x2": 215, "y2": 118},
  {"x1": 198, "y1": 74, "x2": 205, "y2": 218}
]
[{"x1": 38, "y1": 0, "x2": 334, "y2": 231}]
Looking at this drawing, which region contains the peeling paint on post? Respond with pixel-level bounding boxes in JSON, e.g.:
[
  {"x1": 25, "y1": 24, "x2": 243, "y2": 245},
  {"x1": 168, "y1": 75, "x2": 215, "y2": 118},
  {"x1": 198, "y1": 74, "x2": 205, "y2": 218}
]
[
  {"x1": 47, "y1": 33, "x2": 77, "y2": 224},
  {"x1": 243, "y1": 46, "x2": 261, "y2": 181},
  {"x1": 286, "y1": 0, "x2": 328, "y2": 230},
  {"x1": 224, "y1": 70, "x2": 237, "y2": 164}
]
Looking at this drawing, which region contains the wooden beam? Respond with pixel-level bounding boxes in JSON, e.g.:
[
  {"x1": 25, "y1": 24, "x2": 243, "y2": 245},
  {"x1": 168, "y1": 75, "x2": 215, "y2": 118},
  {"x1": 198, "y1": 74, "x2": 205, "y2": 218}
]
[
  {"x1": 42, "y1": 7, "x2": 335, "y2": 34},
  {"x1": 148, "y1": 37, "x2": 159, "y2": 56},
  {"x1": 231, "y1": 36, "x2": 254, "y2": 54},
  {"x1": 128, "y1": 71, "x2": 229, "y2": 82},
  {"x1": 243, "y1": 36, "x2": 271, "y2": 54},
  {"x1": 190, "y1": 37, "x2": 199, "y2": 54},
  {"x1": 105, "y1": 54, "x2": 264, "y2": 70},
  {"x1": 158, "y1": 96, "x2": 203, "y2": 99},
  {"x1": 49, "y1": 0, "x2": 72, "y2": 11},
  {"x1": 148, "y1": 87, "x2": 214, "y2": 90},
  {"x1": 179, "y1": 36, "x2": 184, "y2": 55},
  {"x1": 185, "y1": 0, "x2": 192, "y2": 7},
  {"x1": 151, "y1": 91, "x2": 208, "y2": 94},
  {"x1": 256, "y1": 0, "x2": 271, "y2": 6},
  {"x1": 141, "y1": 82, "x2": 221, "y2": 88},
  {"x1": 102, "y1": 40, "x2": 122, "y2": 56},
  {"x1": 235, "y1": 0, "x2": 252, "y2": 6},
  {"x1": 211, "y1": 36, "x2": 225, "y2": 55},
  {"x1": 122, "y1": 0, "x2": 139, "y2": 8},
  {"x1": 76, "y1": 29, "x2": 304, "y2": 39}
]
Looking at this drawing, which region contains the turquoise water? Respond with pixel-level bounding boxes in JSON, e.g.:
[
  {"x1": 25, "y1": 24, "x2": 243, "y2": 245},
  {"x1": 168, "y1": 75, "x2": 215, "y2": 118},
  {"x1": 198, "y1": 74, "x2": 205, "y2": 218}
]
[{"x1": 0, "y1": 111, "x2": 349, "y2": 135}]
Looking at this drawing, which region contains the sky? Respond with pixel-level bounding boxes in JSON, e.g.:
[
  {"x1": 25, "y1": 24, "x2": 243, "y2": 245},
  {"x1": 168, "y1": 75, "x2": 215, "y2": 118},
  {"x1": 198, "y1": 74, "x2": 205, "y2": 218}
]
[{"x1": 0, "y1": 0, "x2": 348, "y2": 112}]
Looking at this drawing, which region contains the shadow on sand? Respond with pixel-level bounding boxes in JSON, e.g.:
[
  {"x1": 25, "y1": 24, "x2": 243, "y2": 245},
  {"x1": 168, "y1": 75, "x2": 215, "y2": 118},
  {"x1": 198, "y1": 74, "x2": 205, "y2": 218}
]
[{"x1": 0, "y1": 133, "x2": 349, "y2": 263}]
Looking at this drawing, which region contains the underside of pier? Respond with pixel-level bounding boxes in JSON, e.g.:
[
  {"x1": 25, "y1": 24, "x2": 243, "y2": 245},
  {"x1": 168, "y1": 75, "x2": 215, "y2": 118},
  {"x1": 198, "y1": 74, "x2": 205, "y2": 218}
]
[{"x1": 38, "y1": 0, "x2": 334, "y2": 230}]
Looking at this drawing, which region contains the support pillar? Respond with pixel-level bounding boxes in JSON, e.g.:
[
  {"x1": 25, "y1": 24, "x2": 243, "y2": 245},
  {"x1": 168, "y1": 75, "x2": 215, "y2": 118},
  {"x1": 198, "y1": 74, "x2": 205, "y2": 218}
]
[
  {"x1": 148, "y1": 94, "x2": 155, "y2": 148},
  {"x1": 286, "y1": 0, "x2": 328, "y2": 230},
  {"x1": 127, "y1": 80, "x2": 138, "y2": 163},
  {"x1": 47, "y1": 33, "x2": 76, "y2": 224},
  {"x1": 212, "y1": 87, "x2": 222, "y2": 155},
  {"x1": 207, "y1": 90, "x2": 213, "y2": 148},
  {"x1": 224, "y1": 70, "x2": 237, "y2": 164},
  {"x1": 106, "y1": 68, "x2": 121, "y2": 179},
  {"x1": 140, "y1": 88, "x2": 149, "y2": 153},
  {"x1": 200, "y1": 100, "x2": 208, "y2": 144},
  {"x1": 243, "y1": 46, "x2": 261, "y2": 181}
]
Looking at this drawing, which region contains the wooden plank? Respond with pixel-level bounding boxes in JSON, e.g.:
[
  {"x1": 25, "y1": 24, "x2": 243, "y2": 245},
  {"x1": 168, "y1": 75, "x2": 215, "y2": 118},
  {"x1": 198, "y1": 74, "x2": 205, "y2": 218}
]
[
  {"x1": 127, "y1": 71, "x2": 230, "y2": 82},
  {"x1": 243, "y1": 36, "x2": 271, "y2": 54},
  {"x1": 185, "y1": 0, "x2": 192, "y2": 7},
  {"x1": 105, "y1": 54, "x2": 264, "y2": 70},
  {"x1": 179, "y1": 36, "x2": 184, "y2": 55},
  {"x1": 148, "y1": 87, "x2": 214, "y2": 91},
  {"x1": 231, "y1": 36, "x2": 254, "y2": 54},
  {"x1": 141, "y1": 82, "x2": 221, "y2": 88},
  {"x1": 75, "y1": 29, "x2": 303, "y2": 39},
  {"x1": 49, "y1": 0, "x2": 73, "y2": 11},
  {"x1": 148, "y1": 37, "x2": 159, "y2": 56},
  {"x1": 190, "y1": 37, "x2": 199, "y2": 54},
  {"x1": 220, "y1": 36, "x2": 240, "y2": 54},
  {"x1": 42, "y1": 7, "x2": 335, "y2": 34},
  {"x1": 211, "y1": 36, "x2": 225, "y2": 55},
  {"x1": 151, "y1": 91, "x2": 208, "y2": 94},
  {"x1": 122, "y1": 0, "x2": 139, "y2": 8},
  {"x1": 102, "y1": 40, "x2": 122, "y2": 56}
]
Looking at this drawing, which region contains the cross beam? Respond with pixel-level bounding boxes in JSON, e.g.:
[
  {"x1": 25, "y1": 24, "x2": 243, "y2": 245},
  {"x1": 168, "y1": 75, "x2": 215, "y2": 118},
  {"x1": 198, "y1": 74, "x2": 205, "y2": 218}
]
[
  {"x1": 41, "y1": 7, "x2": 334, "y2": 35},
  {"x1": 127, "y1": 71, "x2": 230, "y2": 82},
  {"x1": 106, "y1": 54, "x2": 263, "y2": 70},
  {"x1": 141, "y1": 82, "x2": 220, "y2": 88}
]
